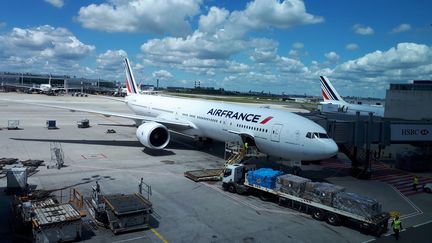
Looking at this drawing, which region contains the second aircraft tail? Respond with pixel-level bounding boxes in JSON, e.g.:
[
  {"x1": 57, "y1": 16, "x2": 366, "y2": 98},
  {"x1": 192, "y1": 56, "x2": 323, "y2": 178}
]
[
  {"x1": 124, "y1": 58, "x2": 139, "y2": 96},
  {"x1": 319, "y1": 76, "x2": 345, "y2": 102}
]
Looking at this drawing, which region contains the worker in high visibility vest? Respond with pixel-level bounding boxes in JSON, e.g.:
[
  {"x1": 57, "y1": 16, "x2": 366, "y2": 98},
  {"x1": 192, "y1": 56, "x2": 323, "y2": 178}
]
[
  {"x1": 413, "y1": 176, "x2": 419, "y2": 191},
  {"x1": 391, "y1": 216, "x2": 402, "y2": 240}
]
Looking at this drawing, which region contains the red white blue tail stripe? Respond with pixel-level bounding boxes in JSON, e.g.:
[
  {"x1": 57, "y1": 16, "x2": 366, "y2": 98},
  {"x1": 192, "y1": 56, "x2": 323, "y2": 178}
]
[
  {"x1": 124, "y1": 58, "x2": 139, "y2": 95},
  {"x1": 319, "y1": 76, "x2": 343, "y2": 102}
]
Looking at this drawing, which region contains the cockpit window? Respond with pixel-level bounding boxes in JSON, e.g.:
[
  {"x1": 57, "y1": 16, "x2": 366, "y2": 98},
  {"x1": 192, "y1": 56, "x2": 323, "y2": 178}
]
[
  {"x1": 318, "y1": 133, "x2": 329, "y2": 138},
  {"x1": 306, "y1": 132, "x2": 330, "y2": 139}
]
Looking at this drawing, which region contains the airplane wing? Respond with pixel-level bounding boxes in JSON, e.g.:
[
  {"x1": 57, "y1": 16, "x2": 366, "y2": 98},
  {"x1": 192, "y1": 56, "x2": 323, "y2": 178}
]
[
  {"x1": 3, "y1": 83, "x2": 39, "y2": 90},
  {"x1": 0, "y1": 99, "x2": 191, "y2": 128}
]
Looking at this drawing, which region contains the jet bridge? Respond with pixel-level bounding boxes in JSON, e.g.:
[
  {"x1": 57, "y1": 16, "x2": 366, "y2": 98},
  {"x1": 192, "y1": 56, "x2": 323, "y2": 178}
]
[{"x1": 301, "y1": 111, "x2": 432, "y2": 177}]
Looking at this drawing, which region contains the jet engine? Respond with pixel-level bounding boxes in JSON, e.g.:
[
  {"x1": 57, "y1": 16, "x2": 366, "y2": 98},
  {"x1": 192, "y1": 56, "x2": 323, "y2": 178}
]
[{"x1": 136, "y1": 122, "x2": 170, "y2": 149}]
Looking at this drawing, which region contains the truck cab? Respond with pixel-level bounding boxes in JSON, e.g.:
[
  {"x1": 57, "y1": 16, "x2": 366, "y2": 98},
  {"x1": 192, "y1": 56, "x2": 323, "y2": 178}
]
[{"x1": 222, "y1": 164, "x2": 249, "y2": 194}]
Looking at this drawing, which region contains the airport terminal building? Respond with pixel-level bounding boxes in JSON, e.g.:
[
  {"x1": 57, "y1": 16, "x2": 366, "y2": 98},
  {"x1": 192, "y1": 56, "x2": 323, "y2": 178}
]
[
  {"x1": 0, "y1": 72, "x2": 117, "y2": 94},
  {"x1": 385, "y1": 80, "x2": 432, "y2": 120}
]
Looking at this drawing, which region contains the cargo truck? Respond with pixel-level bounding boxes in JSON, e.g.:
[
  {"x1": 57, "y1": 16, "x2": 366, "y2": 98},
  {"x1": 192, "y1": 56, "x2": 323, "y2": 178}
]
[{"x1": 222, "y1": 164, "x2": 390, "y2": 236}]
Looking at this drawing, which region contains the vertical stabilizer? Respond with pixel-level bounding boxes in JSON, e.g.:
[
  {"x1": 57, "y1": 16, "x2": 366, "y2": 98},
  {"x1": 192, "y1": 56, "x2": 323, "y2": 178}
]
[
  {"x1": 124, "y1": 58, "x2": 139, "y2": 95},
  {"x1": 319, "y1": 76, "x2": 344, "y2": 102}
]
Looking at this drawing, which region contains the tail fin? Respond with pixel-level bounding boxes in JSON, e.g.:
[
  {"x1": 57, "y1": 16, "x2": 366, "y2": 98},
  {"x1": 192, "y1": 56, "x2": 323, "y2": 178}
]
[
  {"x1": 319, "y1": 76, "x2": 344, "y2": 102},
  {"x1": 124, "y1": 58, "x2": 139, "y2": 95}
]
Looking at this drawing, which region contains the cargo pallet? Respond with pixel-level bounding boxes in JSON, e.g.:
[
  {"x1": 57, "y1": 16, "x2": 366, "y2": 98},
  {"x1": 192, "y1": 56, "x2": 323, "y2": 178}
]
[
  {"x1": 184, "y1": 142, "x2": 248, "y2": 182},
  {"x1": 223, "y1": 164, "x2": 390, "y2": 236},
  {"x1": 184, "y1": 169, "x2": 222, "y2": 182}
]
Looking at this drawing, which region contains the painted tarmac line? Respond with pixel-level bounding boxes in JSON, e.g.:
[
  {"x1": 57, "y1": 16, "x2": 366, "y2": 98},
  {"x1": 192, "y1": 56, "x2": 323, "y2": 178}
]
[
  {"x1": 388, "y1": 184, "x2": 423, "y2": 220},
  {"x1": 112, "y1": 235, "x2": 150, "y2": 243},
  {"x1": 413, "y1": 219, "x2": 432, "y2": 228},
  {"x1": 150, "y1": 227, "x2": 169, "y2": 243}
]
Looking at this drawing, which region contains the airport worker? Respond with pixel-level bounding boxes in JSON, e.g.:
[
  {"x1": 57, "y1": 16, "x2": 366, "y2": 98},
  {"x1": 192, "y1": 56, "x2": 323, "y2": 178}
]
[
  {"x1": 413, "y1": 176, "x2": 419, "y2": 191},
  {"x1": 391, "y1": 216, "x2": 402, "y2": 240},
  {"x1": 244, "y1": 142, "x2": 248, "y2": 152}
]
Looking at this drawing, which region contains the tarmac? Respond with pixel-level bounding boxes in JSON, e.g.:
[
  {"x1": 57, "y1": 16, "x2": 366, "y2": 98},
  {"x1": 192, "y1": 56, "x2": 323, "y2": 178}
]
[{"x1": 0, "y1": 92, "x2": 431, "y2": 243}]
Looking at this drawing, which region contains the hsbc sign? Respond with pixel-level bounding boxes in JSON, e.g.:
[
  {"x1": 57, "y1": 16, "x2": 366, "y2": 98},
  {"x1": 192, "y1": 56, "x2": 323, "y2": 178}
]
[{"x1": 391, "y1": 124, "x2": 432, "y2": 141}]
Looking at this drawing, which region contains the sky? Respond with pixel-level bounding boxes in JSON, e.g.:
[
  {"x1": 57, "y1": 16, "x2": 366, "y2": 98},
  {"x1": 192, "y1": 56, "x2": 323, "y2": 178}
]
[{"x1": 0, "y1": 0, "x2": 431, "y2": 98}]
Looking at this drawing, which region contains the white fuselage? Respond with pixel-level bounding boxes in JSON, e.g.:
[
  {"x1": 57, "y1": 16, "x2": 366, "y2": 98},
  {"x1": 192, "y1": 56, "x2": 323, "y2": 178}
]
[
  {"x1": 321, "y1": 100, "x2": 384, "y2": 117},
  {"x1": 126, "y1": 94, "x2": 338, "y2": 161}
]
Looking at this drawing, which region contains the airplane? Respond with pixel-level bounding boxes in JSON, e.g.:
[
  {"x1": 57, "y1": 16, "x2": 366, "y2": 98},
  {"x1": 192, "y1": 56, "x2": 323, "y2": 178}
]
[
  {"x1": 1, "y1": 59, "x2": 339, "y2": 163},
  {"x1": 319, "y1": 76, "x2": 384, "y2": 117},
  {"x1": 4, "y1": 75, "x2": 71, "y2": 94}
]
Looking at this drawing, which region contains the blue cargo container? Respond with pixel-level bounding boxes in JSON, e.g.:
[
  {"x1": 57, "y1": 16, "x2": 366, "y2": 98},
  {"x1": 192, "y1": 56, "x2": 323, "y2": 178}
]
[{"x1": 247, "y1": 168, "x2": 283, "y2": 189}]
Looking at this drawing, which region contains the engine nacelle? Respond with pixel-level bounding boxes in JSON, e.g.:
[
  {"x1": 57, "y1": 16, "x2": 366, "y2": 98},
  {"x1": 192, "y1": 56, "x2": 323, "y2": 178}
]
[{"x1": 136, "y1": 122, "x2": 170, "y2": 149}]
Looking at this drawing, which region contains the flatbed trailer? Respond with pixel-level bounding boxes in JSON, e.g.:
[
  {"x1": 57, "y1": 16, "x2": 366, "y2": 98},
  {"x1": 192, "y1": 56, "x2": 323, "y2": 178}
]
[{"x1": 222, "y1": 164, "x2": 390, "y2": 236}]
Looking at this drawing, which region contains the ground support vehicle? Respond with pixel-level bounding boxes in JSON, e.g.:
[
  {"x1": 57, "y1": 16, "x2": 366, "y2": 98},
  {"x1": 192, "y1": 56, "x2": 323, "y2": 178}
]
[{"x1": 222, "y1": 164, "x2": 390, "y2": 236}]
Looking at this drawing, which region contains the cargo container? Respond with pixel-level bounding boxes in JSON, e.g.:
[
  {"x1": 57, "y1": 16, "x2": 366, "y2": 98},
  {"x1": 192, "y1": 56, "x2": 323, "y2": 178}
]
[{"x1": 222, "y1": 164, "x2": 389, "y2": 236}]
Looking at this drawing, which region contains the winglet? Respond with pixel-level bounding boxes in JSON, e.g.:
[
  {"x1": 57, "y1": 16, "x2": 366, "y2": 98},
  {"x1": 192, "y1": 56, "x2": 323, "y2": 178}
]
[
  {"x1": 319, "y1": 76, "x2": 344, "y2": 102},
  {"x1": 124, "y1": 58, "x2": 139, "y2": 95}
]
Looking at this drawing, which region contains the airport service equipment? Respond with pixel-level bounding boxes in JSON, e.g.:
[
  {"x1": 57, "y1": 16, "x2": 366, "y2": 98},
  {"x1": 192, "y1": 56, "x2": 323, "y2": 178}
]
[
  {"x1": 77, "y1": 119, "x2": 90, "y2": 128},
  {"x1": 7, "y1": 120, "x2": 19, "y2": 130},
  {"x1": 89, "y1": 182, "x2": 153, "y2": 234},
  {"x1": 7, "y1": 167, "x2": 28, "y2": 191},
  {"x1": 222, "y1": 164, "x2": 390, "y2": 236},
  {"x1": 12, "y1": 197, "x2": 83, "y2": 243},
  {"x1": 32, "y1": 202, "x2": 82, "y2": 243},
  {"x1": 46, "y1": 120, "x2": 57, "y2": 129}
]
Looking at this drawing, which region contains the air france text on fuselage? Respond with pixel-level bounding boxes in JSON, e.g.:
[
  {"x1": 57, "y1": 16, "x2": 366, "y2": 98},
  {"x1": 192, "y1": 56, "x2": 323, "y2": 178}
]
[{"x1": 207, "y1": 108, "x2": 273, "y2": 124}]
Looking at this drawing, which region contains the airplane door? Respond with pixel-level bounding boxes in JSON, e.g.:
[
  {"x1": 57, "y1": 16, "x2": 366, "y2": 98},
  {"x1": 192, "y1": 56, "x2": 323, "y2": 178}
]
[{"x1": 271, "y1": 124, "x2": 283, "y2": 142}]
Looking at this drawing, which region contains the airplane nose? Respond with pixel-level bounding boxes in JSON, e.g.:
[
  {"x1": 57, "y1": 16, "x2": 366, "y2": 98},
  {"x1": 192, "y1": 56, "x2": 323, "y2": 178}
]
[{"x1": 324, "y1": 140, "x2": 339, "y2": 157}]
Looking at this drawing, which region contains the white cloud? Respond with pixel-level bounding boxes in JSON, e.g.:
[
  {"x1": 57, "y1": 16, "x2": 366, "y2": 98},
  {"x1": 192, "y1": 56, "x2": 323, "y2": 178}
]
[
  {"x1": 96, "y1": 49, "x2": 127, "y2": 71},
  {"x1": 140, "y1": 0, "x2": 321, "y2": 75},
  {"x1": 345, "y1": 43, "x2": 359, "y2": 51},
  {"x1": 292, "y1": 42, "x2": 304, "y2": 49},
  {"x1": 329, "y1": 43, "x2": 432, "y2": 96},
  {"x1": 325, "y1": 51, "x2": 339, "y2": 62},
  {"x1": 337, "y1": 43, "x2": 431, "y2": 73},
  {"x1": 227, "y1": 0, "x2": 323, "y2": 35},
  {"x1": 353, "y1": 24, "x2": 374, "y2": 35},
  {"x1": 0, "y1": 25, "x2": 94, "y2": 74},
  {"x1": 250, "y1": 38, "x2": 278, "y2": 63},
  {"x1": 391, "y1": 23, "x2": 411, "y2": 33},
  {"x1": 152, "y1": 70, "x2": 173, "y2": 80},
  {"x1": 44, "y1": 0, "x2": 64, "y2": 8},
  {"x1": 77, "y1": 0, "x2": 202, "y2": 36},
  {"x1": 277, "y1": 56, "x2": 308, "y2": 73},
  {"x1": 198, "y1": 7, "x2": 229, "y2": 34}
]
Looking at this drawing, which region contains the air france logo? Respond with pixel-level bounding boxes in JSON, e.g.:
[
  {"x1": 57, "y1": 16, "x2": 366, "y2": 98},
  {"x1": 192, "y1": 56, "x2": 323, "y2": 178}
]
[{"x1": 207, "y1": 108, "x2": 273, "y2": 124}]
